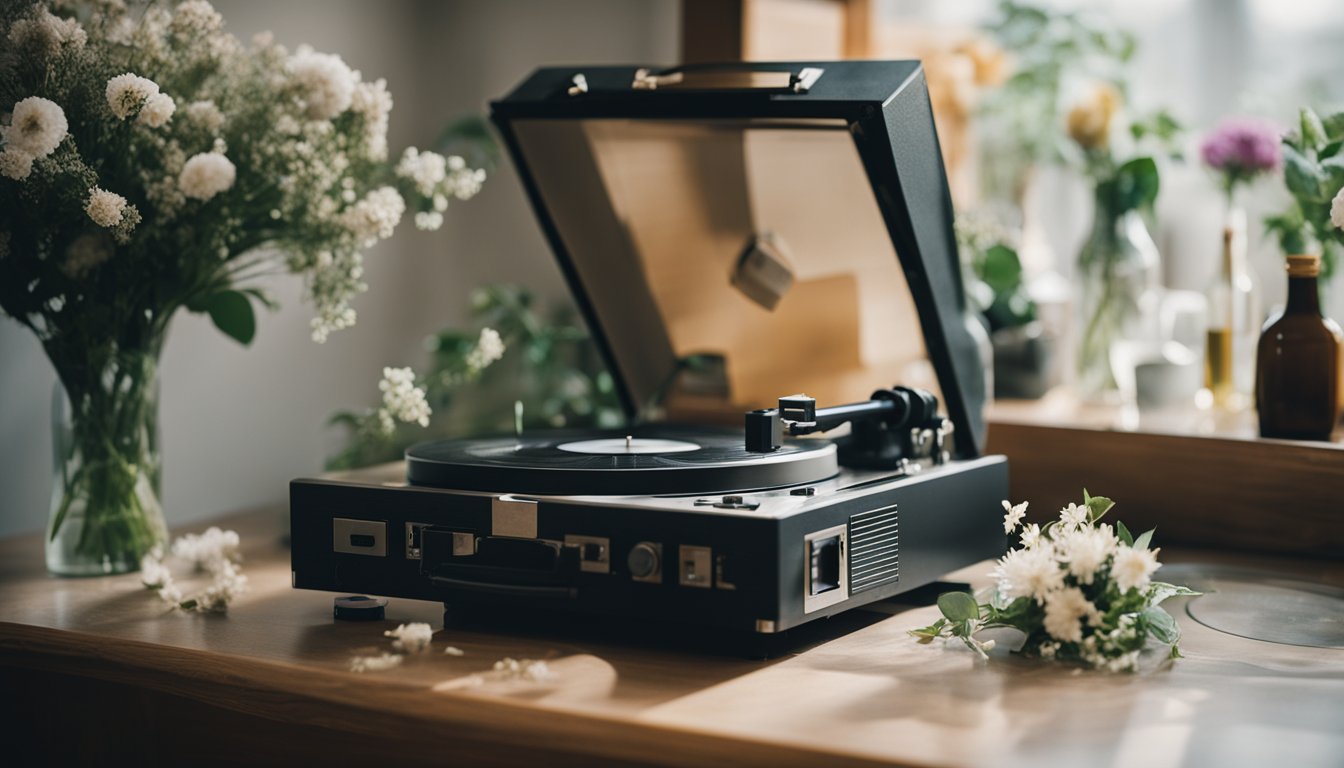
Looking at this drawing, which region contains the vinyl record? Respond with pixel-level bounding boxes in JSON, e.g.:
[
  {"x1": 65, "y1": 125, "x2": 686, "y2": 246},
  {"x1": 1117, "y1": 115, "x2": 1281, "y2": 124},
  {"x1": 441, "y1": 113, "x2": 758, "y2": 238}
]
[{"x1": 405, "y1": 424, "x2": 837, "y2": 496}]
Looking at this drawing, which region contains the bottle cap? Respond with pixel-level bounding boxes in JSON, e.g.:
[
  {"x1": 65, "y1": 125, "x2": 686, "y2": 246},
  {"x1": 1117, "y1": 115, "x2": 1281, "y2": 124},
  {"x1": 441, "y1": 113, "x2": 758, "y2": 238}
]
[{"x1": 1286, "y1": 254, "x2": 1320, "y2": 278}]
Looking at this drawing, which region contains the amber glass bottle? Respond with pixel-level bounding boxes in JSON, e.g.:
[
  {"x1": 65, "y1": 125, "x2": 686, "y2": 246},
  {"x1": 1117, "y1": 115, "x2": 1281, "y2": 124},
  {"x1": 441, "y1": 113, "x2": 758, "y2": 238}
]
[{"x1": 1255, "y1": 254, "x2": 1343, "y2": 440}]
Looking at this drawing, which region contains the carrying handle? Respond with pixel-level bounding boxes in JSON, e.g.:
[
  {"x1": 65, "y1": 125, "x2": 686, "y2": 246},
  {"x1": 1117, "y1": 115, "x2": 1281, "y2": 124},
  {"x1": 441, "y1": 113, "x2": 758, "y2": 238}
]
[{"x1": 628, "y1": 65, "x2": 824, "y2": 94}]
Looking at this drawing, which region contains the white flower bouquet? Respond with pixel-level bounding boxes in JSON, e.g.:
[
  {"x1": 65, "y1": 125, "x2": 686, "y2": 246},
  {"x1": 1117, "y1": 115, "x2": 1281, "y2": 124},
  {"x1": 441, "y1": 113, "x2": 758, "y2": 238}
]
[
  {"x1": 911, "y1": 492, "x2": 1199, "y2": 672},
  {"x1": 0, "y1": 1, "x2": 484, "y2": 574}
]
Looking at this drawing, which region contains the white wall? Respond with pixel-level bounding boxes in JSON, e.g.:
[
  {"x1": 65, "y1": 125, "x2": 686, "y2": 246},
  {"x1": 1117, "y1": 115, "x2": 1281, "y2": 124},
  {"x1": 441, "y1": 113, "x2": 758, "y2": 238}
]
[{"x1": 0, "y1": 0, "x2": 679, "y2": 536}]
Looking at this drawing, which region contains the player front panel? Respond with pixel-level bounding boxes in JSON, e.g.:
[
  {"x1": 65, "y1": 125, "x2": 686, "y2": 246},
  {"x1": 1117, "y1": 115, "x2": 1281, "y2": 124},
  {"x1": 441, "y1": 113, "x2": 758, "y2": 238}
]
[
  {"x1": 773, "y1": 455, "x2": 1009, "y2": 632},
  {"x1": 290, "y1": 479, "x2": 783, "y2": 633}
]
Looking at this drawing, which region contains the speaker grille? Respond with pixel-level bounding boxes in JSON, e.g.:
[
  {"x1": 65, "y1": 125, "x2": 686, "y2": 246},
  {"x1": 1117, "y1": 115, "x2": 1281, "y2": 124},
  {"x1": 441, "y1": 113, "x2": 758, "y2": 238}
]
[{"x1": 848, "y1": 504, "x2": 898, "y2": 593}]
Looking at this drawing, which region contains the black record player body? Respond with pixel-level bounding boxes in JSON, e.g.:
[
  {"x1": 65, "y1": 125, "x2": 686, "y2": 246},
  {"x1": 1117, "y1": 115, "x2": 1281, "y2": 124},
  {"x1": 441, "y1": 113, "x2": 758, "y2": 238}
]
[
  {"x1": 289, "y1": 60, "x2": 1010, "y2": 639},
  {"x1": 291, "y1": 428, "x2": 1006, "y2": 635}
]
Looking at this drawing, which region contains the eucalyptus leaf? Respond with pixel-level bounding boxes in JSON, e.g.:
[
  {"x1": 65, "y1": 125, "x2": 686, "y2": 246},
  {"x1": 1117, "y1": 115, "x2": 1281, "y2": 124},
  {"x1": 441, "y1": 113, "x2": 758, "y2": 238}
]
[
  {"x1": 1116, "y1": 519, "x2": 1134, "y2": 547},
  {"x1": 1085, "y1": 494, "x2": 1115, "y2": 522},
  {"x1": 1141, "y1": 605, "x2": 1179, "y2": 645},
  {"x1": 1301, "y1": 107, "x2": 1326, "y2": 153},
  {"x1": 1148, "y1": 581, "x2": 1201, "y2": 607},
  {"x1": 1284, "y1": 144, "x2": 1327, "y2": 202},
  {"x1": 204, "y1": 290, "x2": 256, "y2": 346},
  {"x1": 937, "y1": 591, "x2": 981, "y2": 624},
  {"x1": 1323, "y1": 111, "x2": 1344, "y2": 142},
  {"x1": 1133, "y1": 528, "x2": 1155, "y2": 551}
]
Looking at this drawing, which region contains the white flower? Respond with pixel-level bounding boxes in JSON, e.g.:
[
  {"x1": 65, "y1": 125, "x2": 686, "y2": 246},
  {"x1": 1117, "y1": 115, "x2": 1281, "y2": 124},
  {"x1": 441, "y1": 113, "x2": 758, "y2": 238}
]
[
  {"x1": 1019, "y1": 522, "x2": 1042, "y2": 550},
  {"x1": 1112, "y1": 545, "x2": 1161, "y2": 593},
  {"x1": 136, "y1": 92, "x2": 176, "y2": 128},
  {"x1": 466, "y1": 327, "x2": 506, "y2": 371},
  {"x1": 379, "y1": 366, "x2": 431, "y2": 427},
  {"x1": 287, "y1": 46, "x2": 355, "y2": 120},
  {"x1": 1001, "y1": 499, "x2": 1028, "y2": 533},
  {"x1": 1042, "y1": 586, "x2": 1099, "y2": 643},
  {"x1": 184, "y1": 100, "x2": 225, "y2": 132},
  {"x1": 1331, "y1": 187, "x2": 1344, "y2": 231},
  {"x1": 6, "y1": 96, "x2": 67, "y2": 158},
  {"x1": 396, "y1": 147, "x2": 448, "y2": 197},
  {"x1": 1058, "y1": 502, "x2": 1089, "y2": 531},
  {"x1": 140, "y1": 527, "x2": 246, "y2": 614},
  {"x1": 443, "y1": 646, "x2": 465, "y2": 656},
  {"x1": 85, "y1": 187, "x2": 128, "y2": 227},
  {"x1": 0, "y1": 150, "x2": 34, "y2": 181},
  {"x1": 170, "y1": 0, "x2": 224, "y2": 38},
  {"x1": 493, "y1": 657, "x2": 555, "y2": 683},
  {"x1": 384, "y1": 622, "x2": 433, "y2": 653},
  {"x1": 414, "y1": 211, "x2": 443, "y2": 230},
  {"x1": 8, "y1": 7, "x2": 86, "y2": 56},
  {"x1": 993, "y1": 545, "x2": 1063, "y2": 602},
  {"x1": 140, "y1": 552, "x2": 172, "y2": 589},
  {"x1": 62, "y1": 233, "x2": 113, "y2": 278},
  {"x1": 350, "y1": 77, "x2": 392, "y2": 160},
  {"x1": 178, "y1": 152, "x2": 236, "y2": 200},
  {"x1": 341, "y1": 186, "x2": 404, "y2": 245},
  {"x1": 106, "y1": 73, "x2": 160, "y2": 120},
  {"x1": 171, "y1": 526, "x2": 241, "y2": 570},
  {"x1": 1053, "y1": 524, "x2": 1116, "y2": 586},
  {"x1": 350, "y1": 653, "x2": 403, "y2": 673}
]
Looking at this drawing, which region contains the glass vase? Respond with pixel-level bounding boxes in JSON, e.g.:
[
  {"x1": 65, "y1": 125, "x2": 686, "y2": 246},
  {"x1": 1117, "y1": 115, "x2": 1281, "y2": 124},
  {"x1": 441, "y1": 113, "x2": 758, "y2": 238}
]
[
  {"x1": 46, "y1": 347, "x2": 167, "y2": 576},
  {"x1": 1075, "y1": 202, "x2": 1162, "y2": 401}
]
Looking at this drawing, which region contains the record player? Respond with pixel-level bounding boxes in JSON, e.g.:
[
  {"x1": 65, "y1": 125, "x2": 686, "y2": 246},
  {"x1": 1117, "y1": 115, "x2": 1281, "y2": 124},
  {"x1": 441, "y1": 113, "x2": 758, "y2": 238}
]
[{"x1": 290, "y1": 61, "x2": 1009, "y2": 636}]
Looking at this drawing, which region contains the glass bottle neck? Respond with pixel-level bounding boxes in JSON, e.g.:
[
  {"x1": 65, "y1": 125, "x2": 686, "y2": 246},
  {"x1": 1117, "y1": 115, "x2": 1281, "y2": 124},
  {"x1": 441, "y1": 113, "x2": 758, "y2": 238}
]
[{"x1": 1285, "y1": 275, "x2": 1321, "y2": 316}]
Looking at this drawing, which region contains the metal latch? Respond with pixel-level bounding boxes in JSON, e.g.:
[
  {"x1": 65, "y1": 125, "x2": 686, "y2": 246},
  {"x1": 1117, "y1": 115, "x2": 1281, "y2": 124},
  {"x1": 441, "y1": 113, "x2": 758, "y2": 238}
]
[{"x1": 631, "y1": 66, "x2": 823, "y2": 93}]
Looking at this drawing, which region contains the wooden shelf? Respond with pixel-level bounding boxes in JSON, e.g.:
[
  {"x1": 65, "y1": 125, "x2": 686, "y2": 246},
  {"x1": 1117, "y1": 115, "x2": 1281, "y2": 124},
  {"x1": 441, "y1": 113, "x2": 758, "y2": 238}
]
[{"x1": 987, "y1": 392, "x2": 1344, "y2": 558}]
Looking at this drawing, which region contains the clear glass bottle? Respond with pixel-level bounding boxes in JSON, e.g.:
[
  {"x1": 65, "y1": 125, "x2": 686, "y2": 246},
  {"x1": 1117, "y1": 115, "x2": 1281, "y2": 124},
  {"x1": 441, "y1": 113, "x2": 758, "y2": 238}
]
[
  {"x1": 1255, "y1": 254, "x2": 1344, "y2": 440},
  {"x1": 1204, "y1": 209, "x2": 1259, "y2": 409}
]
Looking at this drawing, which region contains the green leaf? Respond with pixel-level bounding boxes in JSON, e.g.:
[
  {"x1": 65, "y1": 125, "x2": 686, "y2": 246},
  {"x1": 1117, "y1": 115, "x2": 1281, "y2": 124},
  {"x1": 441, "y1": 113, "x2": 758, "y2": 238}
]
[
  {"x1": 1114, "y1": 156, "x2": 1160, "y2": 212},
  {"x1": 1133, "y1": 528, "x2": 1155, "y2": 551},
  {"x1": 1323, "y1": 111, "x2": 1344, "y2": 142},
  {"x1": 1141, "y1": 605, "x2": 1180, "y2": 645},
  {"x1": 937, "y1": 591, "x2": 981, "y2": 624},
  {"x1": 1284, "y1": 144, "x2": 1327, "y2": 202},
  {"x1": 979, "y1": 244, "x2": 1024, "y2": 293},
  {"x1": 1321, "y1": 140, "x2": 1343, "y2": 161},
  {"x1": 1320, "y1": 155, "x2": 1344, "y2": 194},
  {"x1": 1148, "y1": 581, "x2": 1201, "y2": 607},
  {"x1": 1301, "y1": 107, "x2": 1327, "y2": 152},
  {"x1": 1085, "y1": 494, "x2": 1115, "y2": 523},
  {"x1": 1169, "y1": 644, "x2": 1183, "y2": 660},
  {"x1": 1116, "y1": 520, "x2": 1134, "y2": 547},
  {"x1": 203, "y1": 290, "x2": 256, "y2": 346},
  {"x1": 241, "y1": 287, "x2": 279, "y2": 311}
]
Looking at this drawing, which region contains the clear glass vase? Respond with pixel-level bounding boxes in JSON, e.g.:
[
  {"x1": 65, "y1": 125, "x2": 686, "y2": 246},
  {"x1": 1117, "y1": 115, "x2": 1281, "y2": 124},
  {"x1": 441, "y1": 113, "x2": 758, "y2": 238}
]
[
  {"x1": 1075, "y1": 203, "x2": 1162, "y2": 401},
  {"x1": 46, "y1": 348, "x2": 167, "y2": 576}
]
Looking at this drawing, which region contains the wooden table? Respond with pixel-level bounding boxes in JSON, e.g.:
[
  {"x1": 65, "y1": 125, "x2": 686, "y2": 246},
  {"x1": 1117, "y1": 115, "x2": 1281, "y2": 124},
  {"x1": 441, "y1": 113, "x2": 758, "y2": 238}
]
[{"x1": 2, "y1": 506, "x2": 1342, "y2": 767}]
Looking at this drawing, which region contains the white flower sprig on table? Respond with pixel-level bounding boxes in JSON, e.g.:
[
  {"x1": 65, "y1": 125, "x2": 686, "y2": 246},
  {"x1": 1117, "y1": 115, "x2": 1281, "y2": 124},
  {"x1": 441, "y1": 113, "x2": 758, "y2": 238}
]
[
  {"x1": 910, "y1": 491, "x2": 1199, "y2": 672},
  {"x1": 140, "y1": 527, "x2": 247, "y2": 613}
]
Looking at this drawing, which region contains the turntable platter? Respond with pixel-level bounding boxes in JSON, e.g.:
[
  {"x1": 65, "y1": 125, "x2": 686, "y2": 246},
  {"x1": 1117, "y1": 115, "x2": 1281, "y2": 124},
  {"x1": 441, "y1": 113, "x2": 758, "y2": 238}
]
[{"x1": 405, "y1": 425, "x2": 837, "y2": 495}]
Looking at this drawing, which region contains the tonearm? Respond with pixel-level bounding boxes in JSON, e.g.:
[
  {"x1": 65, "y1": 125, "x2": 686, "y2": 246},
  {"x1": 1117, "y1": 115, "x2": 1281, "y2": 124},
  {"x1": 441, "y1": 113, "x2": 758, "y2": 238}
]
[{"x1": 744, "y1": 386, "x2": 953, "y2": 471}]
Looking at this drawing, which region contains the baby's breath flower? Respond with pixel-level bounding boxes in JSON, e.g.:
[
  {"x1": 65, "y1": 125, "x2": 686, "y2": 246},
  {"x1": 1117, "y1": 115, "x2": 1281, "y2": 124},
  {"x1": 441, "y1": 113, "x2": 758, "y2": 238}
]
[
  {"x1": 492, "y1": 657, "x2": 555, "y2": 683},
  {"x1": 170, "y1": 0, "x2": 224, "y2": 38},
  {"x1": 8, "y1": 7, "x2": 87, "y2": 57},
  {"x1": 106, "y1": 73, "x2": 160, "y2": 120},
  {"x1": 414, "y1": 211, "x2": 442, "y2": 230},
  {"x1": 350, "y1": 77, "x2": 392, "y2": 160},
  {"x1": 85, "y1": 187, "x2": 129, "y2": 227},
  {"x1": 466, "y1": 327, "x2": 506, "y2": 371},
  {"x1": 178, "y1": 152, "x2": 236, "y2": 200},
  {"x1": 341, "y1": 186, "x2": 404, "y2": 246},
  {"x1": 378, "y1": 366, "x2": 431, "y2": 427},
  {"x1": 183, "y1": 100, "x2": 225, "y2": 132},
  {"x1": 384, "y1": 622, "x2": 433, "y2": 653},
  {"x1": 396, "y1": 147, "x2": 447, "y2": 197},
  {"x1": 288, "y1": 46, "x2": 355, "y2": 120},
  {"x1": 141, "y1": 527, "x2": 246, "y2": 614},
  {"x1": 6, "y1": 96, "x2": 68, "y2": 158},
  {"x1": 350, "y1": 653, "x2": 403, "y2": 673},
  {"x1": 0, "y1": 150, "x2": 34, "y2": 181}
]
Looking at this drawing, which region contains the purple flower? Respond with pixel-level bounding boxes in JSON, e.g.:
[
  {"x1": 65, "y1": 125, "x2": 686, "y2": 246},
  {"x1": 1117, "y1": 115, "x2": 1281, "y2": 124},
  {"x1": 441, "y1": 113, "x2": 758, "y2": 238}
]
[{"x1": 1201, "y1": 118, "x2": 1282, "y2": 180}]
